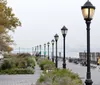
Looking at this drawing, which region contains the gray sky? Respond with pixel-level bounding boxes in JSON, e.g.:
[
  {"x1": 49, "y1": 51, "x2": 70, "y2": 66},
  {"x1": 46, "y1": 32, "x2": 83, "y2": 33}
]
[{"x1": 7, "y1": 0, "x2": 100, "y2": 57}]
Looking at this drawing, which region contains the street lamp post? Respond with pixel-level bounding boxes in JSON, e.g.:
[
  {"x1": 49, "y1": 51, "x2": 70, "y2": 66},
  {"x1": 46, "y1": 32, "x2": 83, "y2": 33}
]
[
  {"x1": 54, "y1": 34, "x2": 59, "y2": 68},
  {"x1": 32, "y1": 47, "x2": 34, "y2": 55},
  {"x1": 35, "y1": 46, "x2": 36, "y2": 54},
  {"x1": 37, "y1": 45, "x2": 38, "y2": 54},
  {"x1": 40, "y1": 45, "x2": 41, "y2": 57},
  {"x1": 47, "y1": 42, "x2": 50, "y2": 59},
  {"x1": 81, "y1": 1, "x2": 95, "y2": 85},
  {"x1": 44, "y1": 44, "x2": 46, "y2": 58},
  {"x1": 61, "y1": 26, "x2": 68, "y2": 69},
  {"x1": 51, "y1": 39, "x2": 54, "y2": 62}
]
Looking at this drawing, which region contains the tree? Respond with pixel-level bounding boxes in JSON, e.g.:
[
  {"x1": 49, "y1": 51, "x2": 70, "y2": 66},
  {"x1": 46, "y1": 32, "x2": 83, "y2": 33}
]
[{"x1": 0, "y1": 0, "x2": 21, "y2": 52}]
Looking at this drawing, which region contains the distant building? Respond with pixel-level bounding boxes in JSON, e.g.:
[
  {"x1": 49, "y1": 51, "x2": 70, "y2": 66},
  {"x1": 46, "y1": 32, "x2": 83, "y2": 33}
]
[{"x1": 79, "y1": 52, "x2": 100, "y2": 62}]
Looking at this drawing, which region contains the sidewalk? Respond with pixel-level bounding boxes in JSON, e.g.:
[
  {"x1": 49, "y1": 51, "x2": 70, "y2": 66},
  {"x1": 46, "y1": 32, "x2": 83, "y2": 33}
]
[{"x1": 32, "y1": 59, "x2": 42, "y2": 85}]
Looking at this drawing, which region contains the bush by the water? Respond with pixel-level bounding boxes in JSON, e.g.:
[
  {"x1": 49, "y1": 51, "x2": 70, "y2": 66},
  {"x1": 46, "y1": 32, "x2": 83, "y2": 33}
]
[
  {"x1": 36, "y1": 69, "x2": 83, "y2": 85},
  {"x1": 37, "y1": 58, "x2": 56, "y2": 70},
  {"x1": 0, "y1": 53, "x2": 35, "y2": 74}
]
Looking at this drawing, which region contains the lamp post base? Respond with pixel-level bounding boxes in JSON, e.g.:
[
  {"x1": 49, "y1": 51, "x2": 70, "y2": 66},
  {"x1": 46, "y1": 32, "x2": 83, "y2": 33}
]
[
  {"x1": 63, "y1": 63, "x2": 66, "y2": 69},
  {"x1": 85, "y1": 79, "x2": 93, "y2": 85}
]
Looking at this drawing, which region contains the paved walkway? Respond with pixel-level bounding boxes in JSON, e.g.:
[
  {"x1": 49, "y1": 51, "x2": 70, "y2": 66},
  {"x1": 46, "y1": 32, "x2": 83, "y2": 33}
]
[
  {"x1": 0, "y1": 60, "x2": 42, "y2": 85},
  {"x1": 32, "y1": 64, "x2": 42, "y2": 85}
]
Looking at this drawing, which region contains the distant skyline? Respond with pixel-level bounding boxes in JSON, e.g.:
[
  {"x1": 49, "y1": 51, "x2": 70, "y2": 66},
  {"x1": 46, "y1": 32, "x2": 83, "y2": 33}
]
[{"x1": 7, "y1": 0, "x2": 100, "y2": 57}]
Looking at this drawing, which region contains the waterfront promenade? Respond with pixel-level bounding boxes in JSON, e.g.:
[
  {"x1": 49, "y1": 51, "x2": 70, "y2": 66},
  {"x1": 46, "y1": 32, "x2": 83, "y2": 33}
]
[{"x1": 0, "y1": 60, "x2": 100, "y2": 85}]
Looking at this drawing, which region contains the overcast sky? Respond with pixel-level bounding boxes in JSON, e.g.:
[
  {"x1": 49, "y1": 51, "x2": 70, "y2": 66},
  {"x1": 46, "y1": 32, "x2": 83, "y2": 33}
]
[{"x1": 7, "y1": 0, "x2": 100, "y2": 57}]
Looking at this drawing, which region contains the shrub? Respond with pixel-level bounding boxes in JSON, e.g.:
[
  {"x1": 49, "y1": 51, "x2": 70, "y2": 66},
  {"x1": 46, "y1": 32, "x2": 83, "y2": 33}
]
[
  {"x1": 3, "y1": 53, "x2": 17, "y2": 58},
  {"x1": 17, "y1": 53, "x2": 31, "y2": 57},
  {"x1": 27, "y1": 57, "x2": 35, "y2": 68},
  {"x1": 13, "y1": 67, "x2": 34, "y2": 74},
  {"x1": 1, "y1": 60, "x2": 13, "y2": 70},
  {"x1": 38, "y1": 58, "x2": 55, "y2": 70},
  {"x1": 43, "y1": 62, "x2": 55, "y2": 70},
  {"x1": 18, "y1": 61, "x2": 27, "y2": 68},
  {"x1": 0, "y1": 54, "x2": 35, "y2": 74},
  {"x1": 36, "y1": 69, "x2": 83, "y2": 85},
  {"x1": 0, "y1": 67, "x2": 34, "y2": 74}
]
